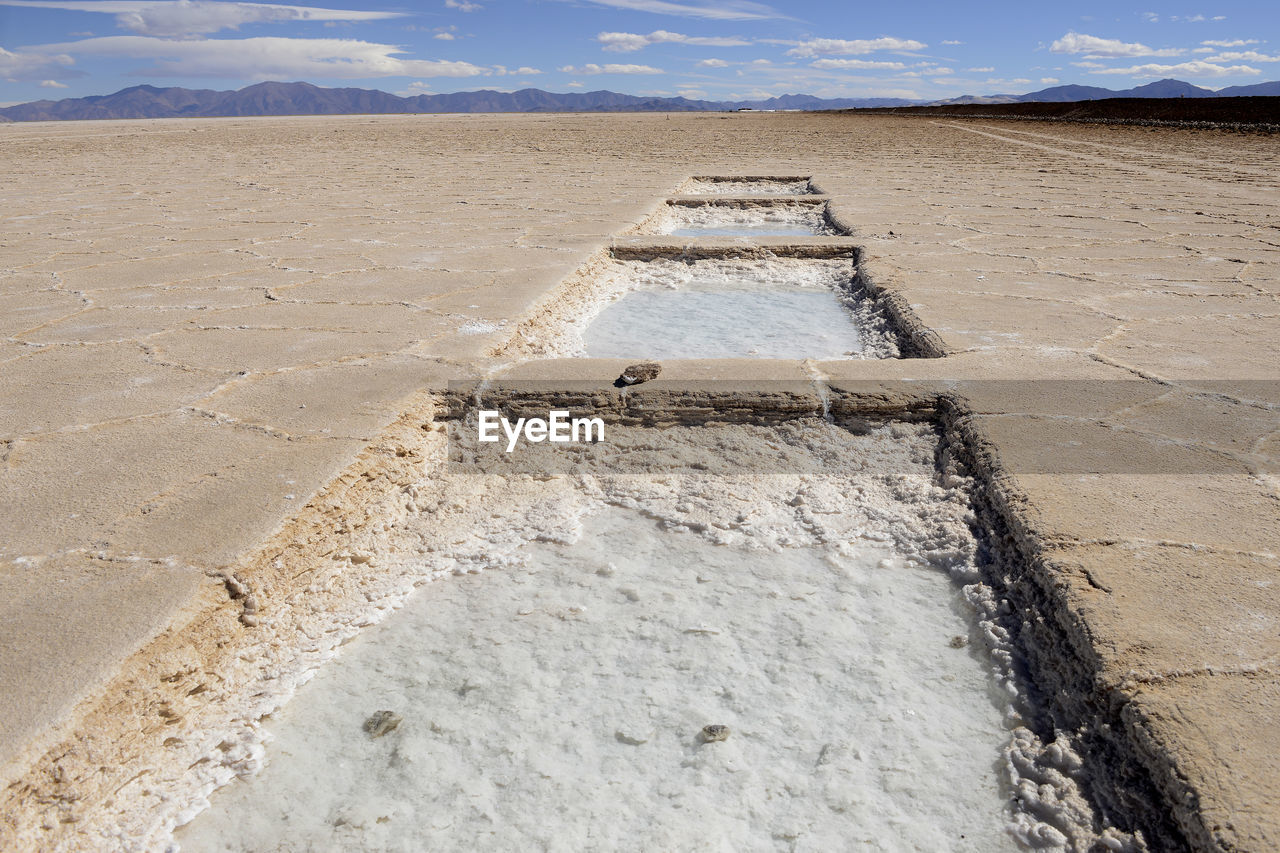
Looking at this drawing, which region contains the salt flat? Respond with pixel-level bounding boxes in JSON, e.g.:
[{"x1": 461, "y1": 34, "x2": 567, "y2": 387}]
[{"x1": 0, "y1": 112, "x2": 1277, "y2": 850}]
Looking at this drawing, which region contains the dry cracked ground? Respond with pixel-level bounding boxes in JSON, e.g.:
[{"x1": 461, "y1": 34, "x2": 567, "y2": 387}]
[{"x1": 0, "y1": 112, "x2": 1277, "y2": 850}]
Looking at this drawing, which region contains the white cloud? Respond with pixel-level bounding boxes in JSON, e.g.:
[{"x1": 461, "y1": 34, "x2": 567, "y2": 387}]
[
  {"x1": 433, "y1": 32, "x2": 455, "y2": 40},
  {"x1": 810, "y1": 58, "x2": 906, "y2": 70},
  {"x1": 940, "y1": 39, "x2": 964, "y2": 45},
  {"x1": 1040, "y1": 76, "x2": 1059, "y2": 84},
  {"x1": 676, "y1": 87, "x2": 706, "y2": 98},
  {"x1": 0, "y1": 1, "x2": 404, "y2": 39},
  {"x1": 398, "y1": 81, "x2": 433, "y2": 95},
  {"x1": 0, "y1": 45, "x2": 78, "y2": 81},
  {"x1": 566, "y1": 80, "x2": 583, "y2": 87},
  {"x1": 1070, "y1": 60, "x2": 1106, "y2": 68},
  {"x1": 40, "y1": 78, "x2": 69, "y2": 87},
  {"x1": 966, "y1": 66, "x2": 994, "y2": 72},
  {"x1": 558, "y1": 63, "x2": 664, "y2": 74},
  {"x1": 1141, "y1": 12, "x2": 1159, "y2": 22},
  {"x1": 1049, "y1": 32, "x2": 1183, "y2": 58},
  {"x1": 487, "y1": 64, "x2": 541, "y2": 76},
  {"x1": 1090, "y1": 60, "x2": 1260, "y2": 77},
  {"x1": 1191, "y1": 47, "x2": 1214, "y2": 53},
  {"x1": 444, "y1": 0, "x2": 481, "y2": 10},
  {"x1": 1202, "y1": 39, "x2": 1258, "y2": 47},
  {"x1": 569, "y1": 0, "x2": 781, "y2": 21},
  {"x1": 900, "y1": 65, "x2": 954, "y2": 78},
  {"x1": 696, "y1": 57, "x2": 728, "y2": 67},
  {"x1": 786, "y1": 37, "x2": 926, "y2": 58},
  {"x1": 30, "y1": 36, "x2": 491, "y2": 79},
  {"x1": 597, "y1": 29, "x2": 749, "y2": 52},
  {"x1": 1205, "y1": 51, "x2": 1280, "y2": 62}
]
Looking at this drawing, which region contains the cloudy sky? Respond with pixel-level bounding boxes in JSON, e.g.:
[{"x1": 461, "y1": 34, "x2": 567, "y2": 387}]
[{"x1": 0, "y1": 0, "x2": 1275, "y2": 104}]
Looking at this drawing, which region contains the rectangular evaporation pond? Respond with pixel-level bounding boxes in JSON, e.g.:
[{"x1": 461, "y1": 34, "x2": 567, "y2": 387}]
[
  {"x1": 174, "y1": 420, "x2": 1022, "y2": 853},
  {"x1": 583, "y1": 256, "x2": 896, "y2": 359},
  {"x1": 679, "y1": 176, "x2": 814, "y2": 196},
  {"x1": 652, "y1": 202, "x2": 837, "y2": 238}
]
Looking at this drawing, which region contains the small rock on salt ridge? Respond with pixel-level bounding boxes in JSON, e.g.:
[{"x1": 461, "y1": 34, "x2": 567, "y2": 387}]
[{"x1": 617, "y1": 361, "x2": 661, "y2": 386}]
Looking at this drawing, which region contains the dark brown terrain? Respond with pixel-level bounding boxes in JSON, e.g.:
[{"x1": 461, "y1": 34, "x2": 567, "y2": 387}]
[{"x1": 848, "y1": 96, "x2": 1280, "y2": 130}]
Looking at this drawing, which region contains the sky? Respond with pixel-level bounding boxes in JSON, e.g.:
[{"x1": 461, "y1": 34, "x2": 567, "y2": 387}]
[{"x1": 0, "y1": 0, "x2": 1276, "y2": 105}]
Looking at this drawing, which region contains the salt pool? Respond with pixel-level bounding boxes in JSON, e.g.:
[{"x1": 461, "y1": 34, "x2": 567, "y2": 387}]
[
  {"x1": 646, "y1": 203, "x2": 836, "y2": 238},
  {"x1": 574, "y1": 256, "x2": 896, "y2": 360},
  {"x1": 584, "y1": 287, "x2": 865, "y2": 358},
  {"x1": 171, "y1": 420, "x2": 1070, "y2": 852},
  {"x1": 679, "y1": 177, "x2": 814, "y2": 196}
]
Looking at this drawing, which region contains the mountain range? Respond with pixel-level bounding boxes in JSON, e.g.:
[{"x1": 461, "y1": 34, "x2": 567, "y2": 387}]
[{"x1": 2, "y1": 78, "x2": 1278, "y2": 122}]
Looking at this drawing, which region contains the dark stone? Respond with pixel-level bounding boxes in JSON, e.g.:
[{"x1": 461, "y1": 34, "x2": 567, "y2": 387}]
[
  {"x1": 617, "y1": 362, "x2": 662, "y2": 387},
  {"x1": 701, "y1": 724, "x2": 730, "y2": 743},
  {"x1": 363, "y1": 710, "x2": 402, "y2": 738}
]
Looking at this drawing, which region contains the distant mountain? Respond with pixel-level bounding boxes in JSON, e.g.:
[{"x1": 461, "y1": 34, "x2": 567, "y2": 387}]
[
  {"x1": 0, "y1": 78, "x2": 1276, "y2": 122},
  {"x1": 0, "y1": 81, "x2": 733, "y2": 121},
  {"x1": 1217, "y1": 81, "x2": 1280, "y2": 96},
  {"x1": 1005, "y1": 84, "x2": 1121, "y2": 103},
  {"x1": 933, "y1": 78, "x2": 1226, "y2": 106},
  {"x1": 936, "y1": 94, "x2": 1020, "y2": 105},
  {"x1": 1123, "y1": 79, "x2": 1216, "y2": 98},
  {"x1": 731, "y1": 93, "x2": 914, "y2": 110}
]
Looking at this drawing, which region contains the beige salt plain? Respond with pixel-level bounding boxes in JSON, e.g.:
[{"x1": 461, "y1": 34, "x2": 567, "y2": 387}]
[{"x1": 0, "y1": 112, "x2": 1277, "y2": 851}]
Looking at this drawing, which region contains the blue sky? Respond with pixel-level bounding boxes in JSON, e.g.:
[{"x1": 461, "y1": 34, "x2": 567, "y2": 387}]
[{"x1": 0, "y1": 0, "x2": 1275, "y2": 105}]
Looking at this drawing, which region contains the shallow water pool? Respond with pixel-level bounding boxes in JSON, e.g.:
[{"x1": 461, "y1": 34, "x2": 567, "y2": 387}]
[
  {"x1": 572, "y1": 256, "x2": 893, "y2": 360},
  {"x1": 584, "y1": 286, "x2": 865, "y2": 359},
  {"x1": 177, "y1": 503, "x2": 1015, "y2": 853},
  {"x1": 172, "y1": 417, "x2": 1033, "y2": 852}
]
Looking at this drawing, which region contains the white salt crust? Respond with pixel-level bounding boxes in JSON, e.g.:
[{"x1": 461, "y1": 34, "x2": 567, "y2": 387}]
[
  {"x1": 635, "y1": 203, "x2": 835, "y2": 237},
  {"x1": 159, "y1": 421, "x2": 1139, "y2": 853},
  {"x1": 507, "y1": 256, "x2": 900, "y2": 361},
  {"x1": 678, "y1": 179, "x2": 812, "y2": 196}
]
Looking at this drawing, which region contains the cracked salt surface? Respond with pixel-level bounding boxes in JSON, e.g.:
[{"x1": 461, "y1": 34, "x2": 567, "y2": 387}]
[{"x1": 173, "y1": 421, "x2": 1132, "y2": 852}]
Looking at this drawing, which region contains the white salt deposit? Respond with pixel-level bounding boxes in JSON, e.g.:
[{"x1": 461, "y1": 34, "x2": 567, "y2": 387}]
[
  {"x1": 680, "y1": 178, "x2": 812, "y2": 195},
  {"x1": 642, "y1": 203, "x2": 836, "y2": 237},
  {"x1": 170, "y1": 420, "x2": 1138, "y2": 853},
  {"x1": 672, "y1": 222, "x2": 824, "y2": 237},
  {"x1": 175, "y1": 507, "x2": 1015, "y2": 852},
  {"x1": 585, "y1": 287, "x2": 865, "y2": 358},
  {"x1": 526, "y1": 255, "x2": 898, "y2": 360}
]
